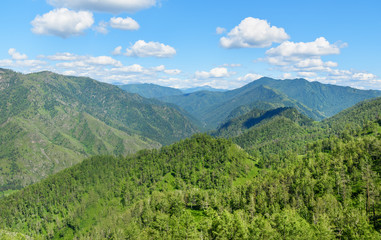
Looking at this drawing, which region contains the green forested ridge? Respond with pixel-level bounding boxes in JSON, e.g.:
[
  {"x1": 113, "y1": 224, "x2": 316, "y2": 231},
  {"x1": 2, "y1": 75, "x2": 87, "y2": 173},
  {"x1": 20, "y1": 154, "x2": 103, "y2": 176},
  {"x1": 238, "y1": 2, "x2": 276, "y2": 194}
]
[
  {"x1": 0, "y1": 135, "x2": 255, "y2": 239},
  {"x1": 118, "y1": 83, "x2": 183, "y2": 99},
  {"x1": 212, "y1": 107, "x2": 313, "y2": 139},
  {"x1": 0, "y1": 69, "x2": 198, "y2": 192},
  {"x1": 1, "y1": 120, "x2": 381, "y2": 239},
  {"x1": 323, "y1": 97, "x2": 381, "y2": 133},
  {"x1": 214, "y1": 97, "x2": 381, "y2": 169},
  {"x1": 1, "y1": 69, "x2": 381, "y2": 239},
  {"x1": 159, "y1": 77, "x2": 381, "y2": 129}
]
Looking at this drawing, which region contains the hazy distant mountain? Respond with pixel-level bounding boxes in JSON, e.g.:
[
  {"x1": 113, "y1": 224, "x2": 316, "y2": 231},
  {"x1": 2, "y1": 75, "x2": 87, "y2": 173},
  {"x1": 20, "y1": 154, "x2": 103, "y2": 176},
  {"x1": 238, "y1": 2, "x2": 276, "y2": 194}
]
[
  {"x1": 0, "y1": 69, "x2": 198, "y2": 191},
  {"x1": 160, "y1": 77, "x2": 381, "y2": 129},
  {"x1": 118, "y1": 83, "x2": 183, "y2": 98},
  {"x1": 181, "y1": 85, "x2": 227, "y2": 93}
]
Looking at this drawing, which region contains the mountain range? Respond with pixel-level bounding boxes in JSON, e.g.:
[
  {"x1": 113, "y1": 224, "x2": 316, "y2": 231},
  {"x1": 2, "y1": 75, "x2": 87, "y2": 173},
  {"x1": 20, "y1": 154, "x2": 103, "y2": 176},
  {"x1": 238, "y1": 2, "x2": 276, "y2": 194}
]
[
  {"x1": 1, "y1": 95, "x2": 380, "y2": 239},
  {"x1": 120, "y1": 77, "x2": 381, "y2": 129},
  {"x1": 0, "y1": 69, "x2": 198, "y2": 192}
]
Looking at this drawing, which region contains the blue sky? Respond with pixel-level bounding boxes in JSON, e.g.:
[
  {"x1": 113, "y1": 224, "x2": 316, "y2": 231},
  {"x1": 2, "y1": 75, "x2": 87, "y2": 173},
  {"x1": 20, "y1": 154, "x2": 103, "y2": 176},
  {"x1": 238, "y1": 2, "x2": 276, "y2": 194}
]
[{"x1": 1, "y1": 0, "x2": 381, "y2": 90}]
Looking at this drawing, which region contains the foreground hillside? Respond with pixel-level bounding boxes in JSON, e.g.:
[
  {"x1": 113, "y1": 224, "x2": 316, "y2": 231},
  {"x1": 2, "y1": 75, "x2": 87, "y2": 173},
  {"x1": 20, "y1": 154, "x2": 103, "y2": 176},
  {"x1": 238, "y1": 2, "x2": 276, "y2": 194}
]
[
  {"x1": 1, "y1": 118, "x2": 380, "y2": 238},
  {"x1": 0, "y1": 69, "x2": 198, "y2": 192},
  {"x1": 0, "y1": 135, "x2": 255, "y2": 239}
]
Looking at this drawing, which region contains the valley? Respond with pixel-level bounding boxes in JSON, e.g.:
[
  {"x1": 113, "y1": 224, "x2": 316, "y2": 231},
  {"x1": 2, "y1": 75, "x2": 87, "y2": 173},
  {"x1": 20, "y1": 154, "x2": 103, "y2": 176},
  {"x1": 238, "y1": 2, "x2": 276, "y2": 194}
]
[{"x1": 0, "y1": 68, "x2": 381, "y2": 239}]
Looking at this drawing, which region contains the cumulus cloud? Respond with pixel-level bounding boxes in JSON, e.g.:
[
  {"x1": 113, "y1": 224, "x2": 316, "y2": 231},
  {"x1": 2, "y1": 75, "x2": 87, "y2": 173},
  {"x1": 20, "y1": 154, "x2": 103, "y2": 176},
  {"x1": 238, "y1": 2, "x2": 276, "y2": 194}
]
[
  {"x1": 195, "y1": 67, "x2": 230, "y2": 79},
  {"x1": 112, "y1": 46, "x2": 123, "y2": 55},
  {"x1": 8, "y1": 48, "x2": 28, "y2": 60},
  {"x1": 266, "y1": 37, "x2": 342, "y2": 58},
  {"x1": 263, "y1": 37, "x2": 346, "y2": 76},
  {"x1": 151, "y1": 65, "x2": 181, "y2": 75},
  {"x1": 220, "y1": 17, "x2": 289, "y2": 48},
  {"x1": 237, "y1": 73, "x2": 263, "y2": 82},
  {"x1": 47, "y1": 0, "x2": 156, "y2": 13},
  {"x1": 94, "y1": 21, "x2": 108, "y2": 34},
  {"x1": 297, "y1": 71, "x2": 317, "y2": 78},
  {"x1": 42, "y1": 52, "x2": 80, "y2": 61},
  {"x1": 111, "y1": 64, "x2": 144, "y2": 73},
  {"x1": 125, "y1": 40, "x2": 176, "y2": 58},
  {"x1": 353, "y1": 72, "x2": 377, "y2": 81},
  {"x1": 110, "y1": 17, "x2": 139, "y2": 30},
  {"x1": 31, "y1": 8, "x2": 94, "y2": 38},
  {"x1": 216, "y1": 27, "x2": 226, "y2": 34},
  {"x1": 86, "y1": 56, "x2": 122, "y2": 66},
  {"x1": 283, "y1": 73, "x2": 293, "y2": 79}
]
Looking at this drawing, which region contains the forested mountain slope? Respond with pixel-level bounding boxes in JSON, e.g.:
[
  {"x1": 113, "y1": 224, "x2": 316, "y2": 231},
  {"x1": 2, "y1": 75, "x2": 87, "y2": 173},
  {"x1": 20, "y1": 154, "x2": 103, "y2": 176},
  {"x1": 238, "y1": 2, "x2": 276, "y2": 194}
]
[
  {"x1": 212, "y1": 107, "x2": 313, "y2": 139},
  {"x1": 236, "y1": 77, "x2": 381, "y2": 117},
  {"x1": 323, "y1": 97, "x2": 381, "y2": 133},
  {"x1": 0, "y1": 69, "x2": 198, "y2": 192},
  {"x1": 159, "y1": 77, "x2": 381, "y2": 129},
  {"x1": 1, "y1": 122, "x2": 380, "y2": 239},
  {"x1": 0, "y1": 135, "x2": 255, "y2": 239},
  {"x1": 222, "y1": 97, "x2": 381, "y2": 168},
  {"x1": 118, "y1": 83, "x2": 183, "y2": 99}
]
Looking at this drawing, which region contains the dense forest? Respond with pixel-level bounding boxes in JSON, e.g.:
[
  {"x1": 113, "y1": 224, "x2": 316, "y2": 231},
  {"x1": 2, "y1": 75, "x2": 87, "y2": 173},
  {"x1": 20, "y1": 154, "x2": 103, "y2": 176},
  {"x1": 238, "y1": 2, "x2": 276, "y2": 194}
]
[
  {"x1": 1, "y1": 69, "x2": 381, "y2": 239},
  {"x1": 0, "y1": 69, "x2": 198, "y2": 193},
  {"x1": 1, "y1": 115, "x2": 380, "y2": 238}
]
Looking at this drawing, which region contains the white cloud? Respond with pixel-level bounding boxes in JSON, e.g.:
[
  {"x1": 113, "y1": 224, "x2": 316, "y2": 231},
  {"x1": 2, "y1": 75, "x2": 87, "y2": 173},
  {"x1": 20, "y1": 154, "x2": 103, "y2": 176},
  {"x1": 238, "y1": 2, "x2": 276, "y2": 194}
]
[
  {"x1": 111, "y1": 64, "x2": 144, "y2": 73},
  {"x1": 125, "y1": 40, "x2": 176, "y2": 58},
  {"x1": 0, "y1": 59, "x2": 13, "y2": 66},
  {"x1": 86, "y1": 56, "x2": 122, "y2": 66},
  {"x1": 220, "y1": 17, "x2": 289, "y2": 48},
  {"x1": 110, "y1": 17, "x2": 139, "y2": 30},
  {"x1": 47, "y1": 0, "x2": 156, "y2": 13},
  {"x1": 151, "y1": 65, "x2": 181, "y2": 75},
  {"x1": 216, "y1": 27, "x2": 226, "y2": 34},
  {"x1": 31, "y1": 8, "x2": 94, "y2": 38},
  {"x1": 294, "y1": 58, "x2": 338, "y2": 70},
  {"x1": 266, "y1": 37, "x2": 342, "y2": 58},
  {"x1": 112, "y1": 46, "x2": 123, "y2": 55},
  {"x1": 94, "y1": 21, "x2": 108, "y2": 34},
  {"x1": 352, "y1": 72, "x2": 377, "y2": 81},
  {"x1": 237, "y1": 73, "x2": 263, "y2": 82},
  {"x1": 282, "y1": 73, "x2": 293, "y2": 79},
  {"x1": 164, "y1": 69, "x2": 181, "y2": 75},
  {"x1": 8, "y1": 48, "x2": 28, "y2": 60},
  {"x1": 195, "y1": 67, "x2": 230, "y2": 79},
  {"x1": 263, "y1": 37, "x2": 346, "y2": 77},
  {"x1": 15, "y1": 60, "x2": 47, "y2": 67},
  {"x1": 152, "y1": 65, "x2": 165, "y2": 72},
  {"x1": 222, "y1": 63, "x2": 242, "y2": 68},
  {"x1": 297, "y1": 71, "x2": 317, "y2": 78},
  {"x1": 42, "y1": 52, "x2": 80, "y2": 61}
]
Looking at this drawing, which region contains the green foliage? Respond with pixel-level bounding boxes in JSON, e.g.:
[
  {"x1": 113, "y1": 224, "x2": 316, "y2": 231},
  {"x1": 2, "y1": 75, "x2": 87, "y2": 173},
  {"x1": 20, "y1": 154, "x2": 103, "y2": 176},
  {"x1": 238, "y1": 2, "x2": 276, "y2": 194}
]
[
  {"x1": 0, "y1": 135, "x2": 254, "y2": 239},
  {"x1": 0, "y1": 69, "x2": 198, "y2": 191},
  {"x1": 1, "y1": 121, "x2": 381, "y2": 239},
  {"x1": 1, "y1": 70, "x2": 381, "y2": 239},
  {"x1": 160, "y1": 77, "x2": 381, "y2": 129},
  {"x1": 0, "y1": 230, "x2": 31, "y2": 240},
  {"x1": 212, "y1": 107, "x2": 313, "y2": 138}
]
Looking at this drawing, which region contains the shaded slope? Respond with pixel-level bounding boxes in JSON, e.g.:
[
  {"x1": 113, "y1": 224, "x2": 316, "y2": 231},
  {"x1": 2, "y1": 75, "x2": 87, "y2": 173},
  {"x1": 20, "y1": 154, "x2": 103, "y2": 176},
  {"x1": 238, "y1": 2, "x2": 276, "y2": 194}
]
[{"x1": 212, "y1": 107, "x2": 313, "y2": 139}]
